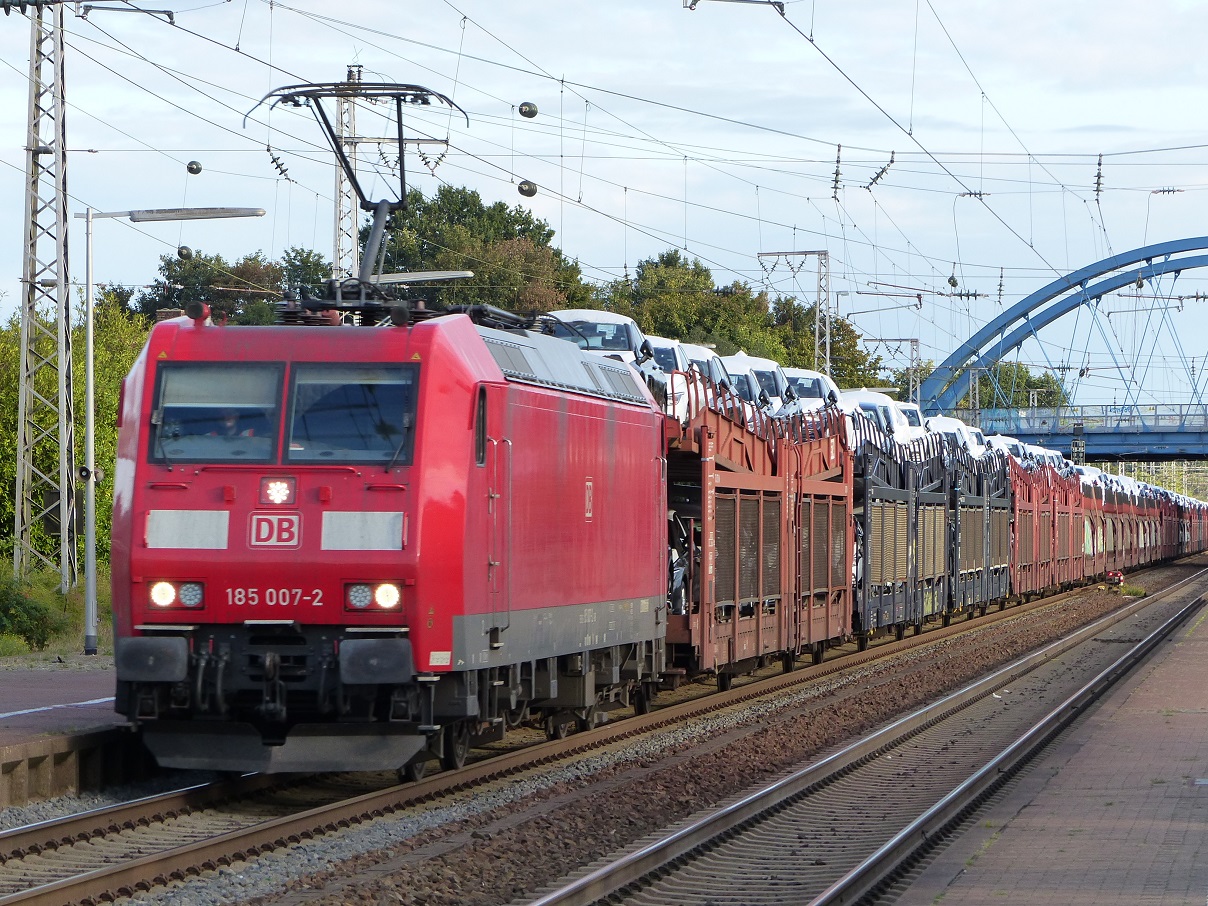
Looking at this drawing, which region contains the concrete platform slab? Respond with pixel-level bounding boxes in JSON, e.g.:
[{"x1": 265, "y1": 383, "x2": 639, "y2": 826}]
[{"x1": 909, "y1": 606, "x2": 1208, "y2": 905}]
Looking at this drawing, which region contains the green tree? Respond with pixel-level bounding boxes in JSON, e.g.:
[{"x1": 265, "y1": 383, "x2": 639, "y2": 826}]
[
  {"x1": 595, "y1": 249, "x2": 883, "y2": 385},
  {"x1": 0, "y1": 297, "x2": 149, "y2": 564},
  {"x1": 281, "y1": 246, "x2": 331, "y2": 290},
  {"x1": 135, "y1": 250, "x2": 290, "y2": 324},
  {"x1": 378, "y1": 185, "x2": 590, "y2": 310}
]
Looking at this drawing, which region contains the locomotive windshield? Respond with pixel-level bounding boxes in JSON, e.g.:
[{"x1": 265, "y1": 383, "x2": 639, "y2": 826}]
[
  {"x1": 150, "y1": 363, "x2": 283, "y2": 463},
  {"x1": 286, "y1": 364, "x2": 418, "y2": 465}
]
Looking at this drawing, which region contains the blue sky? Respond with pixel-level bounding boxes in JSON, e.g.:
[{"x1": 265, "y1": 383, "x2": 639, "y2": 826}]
[{"x1": 3, "y1": 0, "x2": 1208, "y2": 405}]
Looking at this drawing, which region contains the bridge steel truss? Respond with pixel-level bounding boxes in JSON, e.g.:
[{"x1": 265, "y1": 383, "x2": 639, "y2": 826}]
[{"x1": 919, "y1": 237, "x2": 1208, "y2": 416}]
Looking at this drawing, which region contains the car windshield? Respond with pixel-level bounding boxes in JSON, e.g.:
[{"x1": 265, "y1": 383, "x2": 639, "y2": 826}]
[
  {"x1": 651, "y1": 347, "x2": 679, "y2": 372},
  {"x1": 752, "y1": 369, "x2": 780, "y2": 397},
  {"x1": 287, "y1": 364, "x2": 419, "y2": 465},
  {"x1": 562, "y1": 320, "x2": 631, "y2": 352},
  {"x1": 858, "y1": 402, "x2": 885, "y2": 430},
  {"x1": 901, "y1": 408, "x2": 923, "y2": 427},
  {"x1": 734, "y1": 374, "x2": 758, "y2": 403},
  {"x1": 150, "y1": 362, "x2": 282, "y2": 463},
  {"x1": 789, "y1": 376, "x2": 824, "y2": 398}
]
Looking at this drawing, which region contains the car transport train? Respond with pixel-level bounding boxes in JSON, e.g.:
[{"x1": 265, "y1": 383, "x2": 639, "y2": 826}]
[
  {"x1": 109, "y1": 294, "x2": 1208, "y2": 776},
  {"x1": 110, "y1": 78, "x2": 1208, "y2": 776}
]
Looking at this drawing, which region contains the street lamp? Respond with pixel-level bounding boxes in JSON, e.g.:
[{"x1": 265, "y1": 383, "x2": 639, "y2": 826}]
[{"x1": 74, "y1": 205, "x2": 265, "y2": 655}]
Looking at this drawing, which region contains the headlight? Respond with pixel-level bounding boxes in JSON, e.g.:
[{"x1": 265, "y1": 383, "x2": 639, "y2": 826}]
[
  {"x1": 150, "y1": 582, "x2": 176, "y2": 607},
  {"x1": 149, "y1": 581, "x2": 204, "y2": 609},
  {"x1": 374, "y1": 583, "x2": 400, "y2": 609},
  {"x1": 259, "y1": 476, "x2": 297, "y2": 505},
  {"x1": 347, "y1": 583, "x2": 373, "y2": 609},
  {"x1": 345, "y1": 582, "x2": 402, "y2": 611},
  {"x1": 178, "y1": 582, "x2": 204, "y2": 608}
]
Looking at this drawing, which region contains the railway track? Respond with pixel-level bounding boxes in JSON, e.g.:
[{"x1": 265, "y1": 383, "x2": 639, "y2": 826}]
[
  {"x1": 0, "y1": 564, "x2": 1197, "y2": 906},
  {"x1": 523, "y1": 568, "x2": 1208, "y2": 906}
]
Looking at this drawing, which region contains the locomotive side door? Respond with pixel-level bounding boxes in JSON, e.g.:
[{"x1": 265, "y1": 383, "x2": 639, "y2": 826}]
[{"x1": 482, "y1": 384, "x2": 511, "y2": 642}]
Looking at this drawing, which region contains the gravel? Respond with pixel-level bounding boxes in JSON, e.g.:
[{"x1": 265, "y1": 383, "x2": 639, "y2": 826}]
[
  {"x1": 124, "y1": 584, "x2": 1170, "y2": 906},
  {"x1": 0, "y1": 563, "x2": 1181, "y2": 906}
]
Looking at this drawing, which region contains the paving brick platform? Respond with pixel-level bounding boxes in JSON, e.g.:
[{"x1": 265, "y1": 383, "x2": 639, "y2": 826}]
[
  {"x1": 0, "y1": 657, "x2": 151, "y2": 806},
  {"x1": 909, "y1": 606, "x2": 1208, "y2": 905}
]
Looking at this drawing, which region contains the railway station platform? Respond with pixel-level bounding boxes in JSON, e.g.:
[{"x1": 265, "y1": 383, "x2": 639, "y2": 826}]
[
  {"x1": 909, "y1": 603, "x2": 1208, "y2": 904},
  {"x1": 0, "y1": 657, "x2": 149, "y2": 807}
]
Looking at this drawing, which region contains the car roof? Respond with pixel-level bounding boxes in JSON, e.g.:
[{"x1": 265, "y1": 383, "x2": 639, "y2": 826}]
[
  {"x1": 721, "y1": 350, "x2": 783, "y2": 372},
  {"x1": 548, "y1": 309, "x2": 639, "y2": 327},
  {"x1": 841, "y1": 388, "x2": 897, "y2": 405},
  {"x1": 679, "y1": 341, "x2": 719, "y2": 359},
  {"x1": 645, "y1": 334, "x2": 680, "y2": 349}
]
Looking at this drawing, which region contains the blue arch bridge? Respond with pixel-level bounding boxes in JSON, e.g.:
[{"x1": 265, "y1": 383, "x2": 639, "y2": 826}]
[{"x1": 918, "y1": 237, "x2": 1208, "y2": 461}]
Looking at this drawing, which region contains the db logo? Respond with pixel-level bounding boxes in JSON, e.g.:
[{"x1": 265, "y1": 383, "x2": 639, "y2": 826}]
[{"x1": 249, "y1": 513, "x2": 301, "y2": 548}]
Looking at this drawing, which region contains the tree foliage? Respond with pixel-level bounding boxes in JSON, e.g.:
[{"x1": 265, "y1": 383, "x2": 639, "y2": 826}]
[
  {"x1": 0, "y1": 298, "x2": 149, "y2": 566},
  {"x1": 134, "y1": 247, "x2": 330, "y2": 324},
  {"x1": 595, "y1": 249, "x2": 883, "y2": 388},
  {"x1": 891, "y1": 360, "x2": 1067, "y2": 409},
  {"x1": 377, "y1": 185, "x2": 591, "y2": 311}
]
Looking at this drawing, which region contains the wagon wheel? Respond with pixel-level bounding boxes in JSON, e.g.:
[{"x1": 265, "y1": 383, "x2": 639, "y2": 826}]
[
  {"x1": 440, "y1": 721, "x2": 471, "y2": 771},
  {"x1": 504, "y1": 703, "x2": 529, "y2": 729},
  {"x1": 913, "y1": 621, "x2": 923, "y2": 636},
  {"x1": 894, "y1": 623, "x2": 906, "y2": 642},
  {"x1": 717, "y1": 671, "x2": 733, "y2": 692},
  {"x1": 942, "y1": 612, "x2": 952, "y2": 628},
  {"x1": 811, "y1": 642, "x2": 825, "y2": 666},
  {"x1": 545, "y1": 713, "x2": 573, "y2": 740},
  {"x1": 633, "y1": 684, "x2": 652, "y2": 715},
  {"x1": 575, "y1": 706, "x2": 598, "y2": 732},
  {"x1": 857, "y1": 634, "x2": 869, "y2": 652},
  {"x1": 781, "y1": 651, "x2": 795, "y2": 673},
  {"x1": 398, "y1": 756, "x2": 428, "y2": 784}
]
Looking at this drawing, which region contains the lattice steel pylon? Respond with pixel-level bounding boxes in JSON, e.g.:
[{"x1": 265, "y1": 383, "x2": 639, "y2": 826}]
[
  {"x1": 332, "y1": 65, "x2": 361, "y2": 280},
  {"x1": 15, "y1": 3, "x2": 76, "y2": 590}
]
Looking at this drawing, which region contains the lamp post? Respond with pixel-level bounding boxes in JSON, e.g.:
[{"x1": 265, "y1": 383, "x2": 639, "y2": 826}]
[{"x1": 74, "y1": 205, "x2": 265, "y2": 654}]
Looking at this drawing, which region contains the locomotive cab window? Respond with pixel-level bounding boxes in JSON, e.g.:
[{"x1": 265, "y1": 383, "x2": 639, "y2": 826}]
[
  {"x1": 149, "y1": 363, "x2": 282, "y2": 463},
  {"x1": 287, "y1": 364, "x2": 418, "y2": 465}
]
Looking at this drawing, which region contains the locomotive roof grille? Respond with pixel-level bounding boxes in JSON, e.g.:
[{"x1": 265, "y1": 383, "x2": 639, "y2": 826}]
[
  {"x1": 481, "y1": 334, "x2": 647, "y2": 405},
  {"x1": 484, "y1": 339, "x2": 537, "y2": 378}
]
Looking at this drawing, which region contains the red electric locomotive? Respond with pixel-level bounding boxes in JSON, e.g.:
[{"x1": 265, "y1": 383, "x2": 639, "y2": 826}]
[{"x1": 112, "y1": 307, "x2": 668, "y2": 773}]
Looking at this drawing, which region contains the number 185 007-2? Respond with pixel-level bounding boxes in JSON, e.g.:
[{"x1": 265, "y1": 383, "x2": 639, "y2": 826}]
[{"x1": 225, "y1": 587, "x2": 324, "y2": 606}]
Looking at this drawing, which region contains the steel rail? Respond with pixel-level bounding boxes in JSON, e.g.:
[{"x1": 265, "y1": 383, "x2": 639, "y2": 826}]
[
  {"x1": 0, "y1": 560, "x2": 1197, "y2": 906},
  {"x1": 522, "y1": 566, "x2": 1208, "y2": 906},
  {"x1": 812, "y1": 586, "x2": 1206, "y2": 905}
]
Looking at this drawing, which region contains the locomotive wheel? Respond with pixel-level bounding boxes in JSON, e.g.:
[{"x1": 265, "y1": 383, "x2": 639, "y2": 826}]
[
  {"x1": 717, "y1": 672, "x2": 733, "y2": 692},
  {"x1": 781, "y1": 651, "x2": 795, "y2": 674},
  {"x1": 441, "y1": 722, "x2": 471, "y2": 771},
  {"x1": 811, "y1": 642, "x2": 825, "y2": 666}
]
